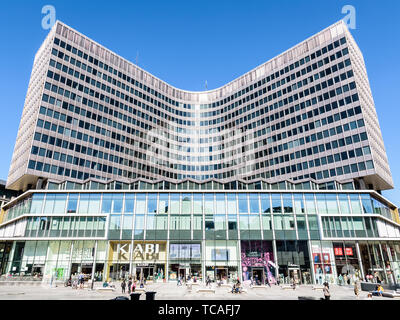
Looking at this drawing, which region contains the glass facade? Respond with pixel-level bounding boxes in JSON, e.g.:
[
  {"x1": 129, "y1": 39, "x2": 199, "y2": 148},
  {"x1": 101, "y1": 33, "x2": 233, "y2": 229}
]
[{"x1": 0, "y1": 190, "x2": 399, "y2": 286}]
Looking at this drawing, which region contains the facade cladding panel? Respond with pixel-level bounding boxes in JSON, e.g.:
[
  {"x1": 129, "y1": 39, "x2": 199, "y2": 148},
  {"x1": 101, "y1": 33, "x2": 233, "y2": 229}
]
[{"x1": 6, "y1": 20, "x2": 393, "y2": 192}]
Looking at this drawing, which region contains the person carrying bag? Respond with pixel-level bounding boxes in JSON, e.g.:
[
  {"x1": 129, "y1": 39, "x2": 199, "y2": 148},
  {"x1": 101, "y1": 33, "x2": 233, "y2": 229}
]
[{"x1": 323, "y1": 282, "x2": 330, "y2": 300}]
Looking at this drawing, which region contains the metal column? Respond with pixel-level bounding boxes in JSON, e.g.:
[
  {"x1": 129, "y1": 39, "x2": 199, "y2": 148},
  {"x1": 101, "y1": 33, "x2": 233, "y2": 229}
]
[
  {"x1": 355, "y1": 242, "x2": 365, "y2": 280},
  {"x1": 272, "y1": 239, "x2": 279, "y2": 283},
  {"x1": 90, "y1": 241, "x2": 98, "y2": 289},
  {"x1": 378, "y1": 243, "x2": 389, "y2": 284},
  {"x1": 307, "y1": 240, "x2": 316, "y2": 285}
]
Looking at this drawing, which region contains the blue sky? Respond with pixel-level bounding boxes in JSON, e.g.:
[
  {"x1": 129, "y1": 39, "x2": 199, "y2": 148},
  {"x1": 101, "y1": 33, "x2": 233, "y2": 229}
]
[{"x1": 0, "y1": 0, "x2": 399, "y2": 203}]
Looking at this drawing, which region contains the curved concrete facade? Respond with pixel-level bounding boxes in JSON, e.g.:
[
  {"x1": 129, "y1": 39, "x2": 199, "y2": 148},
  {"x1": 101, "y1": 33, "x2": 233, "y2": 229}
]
[{"x1": 7, "y1": 21, "x2": 393, "y2": 192}]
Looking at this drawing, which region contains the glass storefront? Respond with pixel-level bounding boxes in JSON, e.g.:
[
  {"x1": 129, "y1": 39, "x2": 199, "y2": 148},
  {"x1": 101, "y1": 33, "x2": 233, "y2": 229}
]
[
  {"x1": 276, "y1": 240, "x2": 311, "y2": 284},
  {"x1": 1, "y1": 191, "x2": 399, "y2": 285},
  {"x1": 311, "y1": 241, "x2": 337, "y2": 284},
  {"x1": 332, "y1": 241, "x2": 361, "y2": 285},
  {"x1": 205, "y1": 240, "x2": 239, "y2": 283},
  {"x1": 241, "y1": 240, "x2": 276, "y2": 285},
  {"x1": 169, "y1": 243, "x2": 202, "y2": 281},
  {"x1": 2, "y1": 239, "x2": 400, "y2": 285}
]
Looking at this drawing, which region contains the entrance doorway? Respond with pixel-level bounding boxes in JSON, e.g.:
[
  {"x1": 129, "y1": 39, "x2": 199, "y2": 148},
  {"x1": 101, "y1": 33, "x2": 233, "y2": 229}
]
[
  {"x1": 252, "y1": 268, "x2": 265, "y2": 285},
  {"x1": 288, "y1": 267, "x2": 301, "y2": 285},
  {"x1": 70, "y1": 263, "x2": 80, "y2": 276},
  {"x1": 216, "y1": 268, "x2": 228, "y2": 282},
  {"x1": 81, "y1": 264, "x2": 93, "y2": 280},
  {"x1": 136, "y1": 266, "x2": 154, "y2": 282},
  {"x1": 178, "y1": 268, "x2": 186, "y2": 281}
]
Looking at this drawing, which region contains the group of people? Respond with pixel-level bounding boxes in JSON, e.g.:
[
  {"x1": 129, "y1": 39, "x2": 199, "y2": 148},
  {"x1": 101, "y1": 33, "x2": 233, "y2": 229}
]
[
  {"x1": 66, "y1": 272, "x2": 88, "y2": 289},
  {"x1": 120, "y1": 277, "x2": 147, "y2": 294},
  {"x1": 177, "y1": 274, "x2": 198, "y2": 286},
  {"x1": 231, "y1": 279, "x2": 243, "y2": 294},
  {"x1": 322, "y1": 280, "x2": 384, "y2": 300}
]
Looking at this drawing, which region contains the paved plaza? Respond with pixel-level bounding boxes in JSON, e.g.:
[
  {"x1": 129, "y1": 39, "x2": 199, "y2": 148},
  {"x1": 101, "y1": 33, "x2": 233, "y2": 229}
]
[{"x1": 0, "y1": 283, "x2": 393, "y2": 300}]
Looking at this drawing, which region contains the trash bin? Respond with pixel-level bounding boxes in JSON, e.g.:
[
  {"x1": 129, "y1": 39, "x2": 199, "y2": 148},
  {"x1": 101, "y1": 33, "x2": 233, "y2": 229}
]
[
  {"x1": 130, "y1": 293, "x2": 142, "y2": 301},
  {"x1": 145, "y1": 291, "x2": 156, "y2": 301}
]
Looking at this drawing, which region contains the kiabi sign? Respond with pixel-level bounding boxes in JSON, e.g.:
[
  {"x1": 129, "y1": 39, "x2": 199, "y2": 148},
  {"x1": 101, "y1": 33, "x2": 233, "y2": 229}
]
[{"x1": 133, "y1": 243, "x2": 160, "y2": 260}]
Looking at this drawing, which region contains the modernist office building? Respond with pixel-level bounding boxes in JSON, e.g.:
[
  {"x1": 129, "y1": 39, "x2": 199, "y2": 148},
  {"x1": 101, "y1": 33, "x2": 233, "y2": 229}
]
[{"x1": 0, "y1": 20, "x2": 399, "y2": 286}]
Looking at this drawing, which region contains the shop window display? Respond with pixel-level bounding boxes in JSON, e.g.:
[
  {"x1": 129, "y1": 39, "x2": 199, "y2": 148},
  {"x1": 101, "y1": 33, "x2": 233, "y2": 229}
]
[
  {"x1": 332, "y1": 241, "x2": 362, "y2": 285},
  {"x1": 241, "y1": 240, "x2": 275, "y2": 285},
  {"x1": 276, "y1": 240, "x2": 311, "y2": 284},
  {"x1": 205, "y1": 240, "x2": 239, "y2": 283},
  {"x1": 311, "y1": 241, "x2": 337, "y2": 284}
]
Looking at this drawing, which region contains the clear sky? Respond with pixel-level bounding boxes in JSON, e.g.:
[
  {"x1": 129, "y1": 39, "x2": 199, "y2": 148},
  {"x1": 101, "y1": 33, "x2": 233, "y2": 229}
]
[{"x1": 0, "y1": 0, "x2": 399, "y2": 203}]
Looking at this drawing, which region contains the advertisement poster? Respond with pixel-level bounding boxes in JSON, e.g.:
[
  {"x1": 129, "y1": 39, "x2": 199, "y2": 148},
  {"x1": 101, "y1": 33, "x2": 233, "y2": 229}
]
[
  {"x1": 169, "y1": 244, "x2": 201, "y2": 259},
  {"x1": 312, "y1": 243, "x2": 333, "y2": 277},
  {"x1": 169, "y1": 244, "x2": 179, "y2": 259},
  {"x1": 180, "y1": 244, "x2": 190, "y2": 258},
  {"x1": 191, "y1": 244, "x2": 201, "y2": 259},
  {"x1": 211, "y1": 248, "x2": 229, "y2": 261}
]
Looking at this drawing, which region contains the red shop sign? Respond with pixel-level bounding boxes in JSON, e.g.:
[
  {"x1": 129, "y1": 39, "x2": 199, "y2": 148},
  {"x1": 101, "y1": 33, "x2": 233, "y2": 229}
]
[
  {"x1": 345, "y1": 248, "x2": 353, "y2": 256},
  {"x1": 334, "y1": 248, "x2": 343, "y2": 256}
]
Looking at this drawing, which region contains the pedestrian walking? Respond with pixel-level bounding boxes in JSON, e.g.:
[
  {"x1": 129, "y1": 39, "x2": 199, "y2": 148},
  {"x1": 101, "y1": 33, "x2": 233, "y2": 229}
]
[
  {"x1": 338, "y1": 274, "x2": 343, "y2": 286},
  {"x1": 131, "y1": 280, "x2": 136, "y2": 293},
  {"x1": 78, "y1": 272, "x2": 84, "y2": 289},
  {"x1": 354, "y1": 280, "x2": 360, "y2": 299},
  {"x1": 128, "y1": 277, "x2": 132, "y2": 294},
  {"x1": 323, "y1": 282, "x2": 330, "y2": 300},
  {"x1": 121, "y1": 279, "x2": 126, "y2": 293},
  {"x1": 206, "y1": 276, "x2": 211, "y2": 287}
]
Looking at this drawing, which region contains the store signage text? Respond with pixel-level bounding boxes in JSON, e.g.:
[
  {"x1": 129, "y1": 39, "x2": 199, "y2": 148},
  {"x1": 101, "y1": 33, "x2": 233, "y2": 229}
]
[
  {"x1": 133, "y1": 243, "x2": 160, "y2": 260},
  {"x1": 334, "y1": 247, "x2": 353, "y2": 256}
]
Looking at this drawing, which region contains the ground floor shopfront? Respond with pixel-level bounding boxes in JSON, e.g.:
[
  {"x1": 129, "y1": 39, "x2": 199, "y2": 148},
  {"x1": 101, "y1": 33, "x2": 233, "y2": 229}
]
[{"x1": 1, "y1": 239, "x2": 400, "y2": 286}]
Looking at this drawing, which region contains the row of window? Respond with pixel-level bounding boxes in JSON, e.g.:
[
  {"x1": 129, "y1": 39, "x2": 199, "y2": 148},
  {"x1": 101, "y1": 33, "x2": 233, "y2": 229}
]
[
  {"x1": 43, "y1": 59, "x2": 355, "y2": 158},
  {"x1": 321, "y1": 216, "x2": 398, "y2": 239},
  {"x1": 38, "y1": 90, "x2": 364, "y2": 172},
  {"x1": 31, "y1": 114, "x2": 371, "y2": 182},
  {"x1": 52, "y1": 36, "x2": 347, "y2": 112},
  {"x1": 50, "y1": 45, "x2": 352, "y2": 128},
  {"x1": 4, "y1": 192, "x2": 391, "y2": 222},
  {"x1": 5, "y1": 214, "x2": 394, "y2": 241},
  {"x1": 46, "y1": 53, "x2": 354, "y2": 152},
  {"x1": 35, "y1": 98, "x2": 365, "y2": 172},
  {"x1": 24, "y1": 216, "x2": 106, "y2": 238}
]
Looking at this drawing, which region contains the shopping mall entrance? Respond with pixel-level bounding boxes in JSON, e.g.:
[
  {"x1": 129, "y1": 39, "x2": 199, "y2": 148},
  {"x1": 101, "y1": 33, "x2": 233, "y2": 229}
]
[
  {"x1": 136, "y1": 266, "x2": 154, "y2": 282},
  {"x1": 216, "y1": 267, "x2": 228, "y2": 281},
  {"x1": 81, "y1": 264, "x2": 93, "y2": 277},
  {"x1": 288, "y1": 266, "x2": 301, "y2": 284},
  {"x1": 178, "y1": 268, "x2": 186, "y2": 280},
  {"x1": 276, "y1": 240, "x2": 311, "y2": 284},
  {"x1": 252, "y1": 268, "x2": 265, "y2": 285}
]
